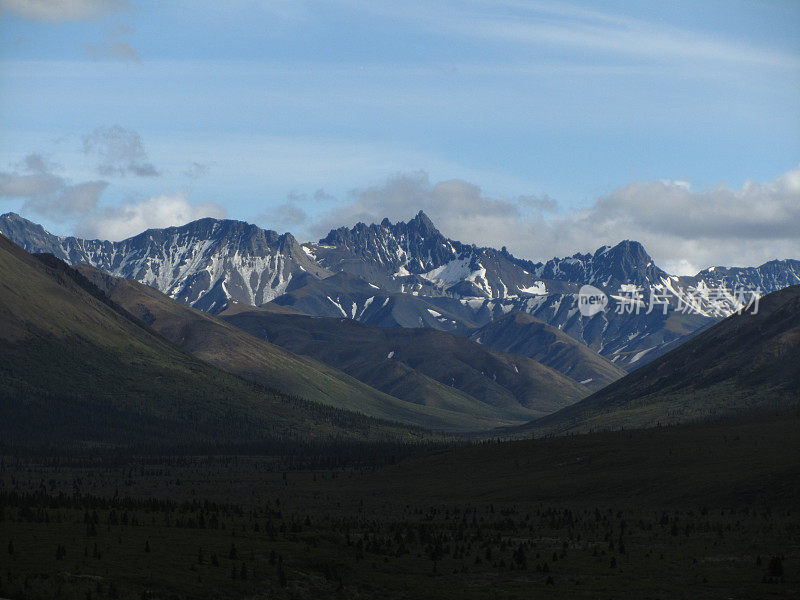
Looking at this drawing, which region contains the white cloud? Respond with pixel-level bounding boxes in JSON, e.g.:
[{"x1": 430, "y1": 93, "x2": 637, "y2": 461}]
[
  {"x1": 84, "y1": 39, "x2": 140, "y2": 61},
  {"x1": 0, "y1": 171, "x2": 63, "y2": 198},
  {"x1": 312, "y1": 165, "x2": 800, "y2": 275},
  {"x1": 270, "y1": 202, "x2": 308, "y2": 230},
  {"x1": 1, "y1": 147, "x2": 222, "y2": 241},
  {"x1": 20, "y1": 153, "x2": 60, "y2": 174},
  {"x1": 517, "y1": 193, "x2": 558, "y2": 212},
  {"x1": 314, "y1": 171, "x2": 521, "y2": 237},
  {"x1": 0, "y1": 0, "x2": 126, "y2": 21},
  {"x1": 76, "y1": 193, "x2": 227, "y2": 240},
  {"x1": 26, "y1": 180, "x2": 108, "y2": 218},
  {"x1": 347, "y1": 0, "x2": 800, "y2": 71},
  {"x1": 257, "y1": 188, "x2": 343, "y2": 232},
  {"x1": 536, "y1": 166, "x2": 800, "y2": 273}
]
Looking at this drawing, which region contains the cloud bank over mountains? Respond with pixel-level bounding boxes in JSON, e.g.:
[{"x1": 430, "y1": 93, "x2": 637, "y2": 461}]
[
  {"x1": 0, "y1": 153, "x2": 108, "y2": 221},
  {"x1": 307, "y1": 165, "x2": 800, "y2": 275},
  {"x1": 77, "y1": 193, "x2": 227, "y2": 240},
  {"x1": 0, "y1": 151, "x2": 225, "y2": 239},
  {"x1": 0, "y1": 125, "x2": 225, "y2": 240},
  {"x1": 0, "y1": 128, "x2": 797, "y2": 273}
]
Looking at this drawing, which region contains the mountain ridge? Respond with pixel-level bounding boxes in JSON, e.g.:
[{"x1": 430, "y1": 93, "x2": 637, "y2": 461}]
[
  {"x1": 73, "y1": 263, "x2": 501, "y2": 431},
  {"x1": 221, "y1": 307, "x2": 590, "y2": 424},
  {"x1": 3, "y1": 211, "x2": 798, "y2": 373},
  {"x1": 469, "y1": 310, "x2": 627, "y2": 391}
]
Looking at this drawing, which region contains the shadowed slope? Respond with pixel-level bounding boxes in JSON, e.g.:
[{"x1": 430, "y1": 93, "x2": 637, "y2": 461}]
[
  {"x1": 75, "y1": 264, "x2": 504, "y2": 431},
  {"x1": 222, "y1": 309, "x2": 589, "y2": 424},
  {"x1": 469, "y1": 311, "x2": 626, "y2": 390},
  {"x1": 519, "y1": 286, "x2": 800, "y2": 435}
]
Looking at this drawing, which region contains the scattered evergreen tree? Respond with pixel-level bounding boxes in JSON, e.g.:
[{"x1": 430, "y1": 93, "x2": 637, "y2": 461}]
[{"x1": 768, "y1": 557, "x2": 784, "y2": 578}]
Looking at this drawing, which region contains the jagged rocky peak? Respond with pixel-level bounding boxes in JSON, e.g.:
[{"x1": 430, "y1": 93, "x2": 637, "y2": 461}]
[
  {"x1": 5, "y1": 210, "x2": 800, "y2": 370},
  {"x1": 316, "y1": 211, "x2": 456, "y2": 276},
  {"x1": 318, "y1": 219, "x2": 379, "y2": 248},
  {"x1": 596, "y1": 239, "x2": 651, "y2": 263},
  {"x1": 123, "y1": 217, "x2": 317, "y2": 264},
  {"x1": 321, "y1": 210, "x2": 442, "y2": 245},
  {"x1": 2, "y1": 211, "x2": 60, "y2": 240},
  {"x1": 407, "y1": 210, "x2": 439, "y2": 237},
  {"x1": 1, "y1": 212, "x2": 26, "y2": 226},
  {"x1": 690, "y1": 257, "x2": 800, "y2": 291}
]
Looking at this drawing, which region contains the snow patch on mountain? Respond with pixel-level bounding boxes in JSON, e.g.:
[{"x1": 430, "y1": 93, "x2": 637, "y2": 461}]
[
  {"x1": 518, "y1": 281, "x2": 547, "y2": 295},
  {"x1": 421, "y1": 258, "x2": 474, "y2": 287}
]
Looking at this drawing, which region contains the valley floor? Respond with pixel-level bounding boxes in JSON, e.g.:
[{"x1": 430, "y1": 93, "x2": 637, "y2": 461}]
[{"x1": 0, "y1": 409, "x2": 798, "y2": 599}]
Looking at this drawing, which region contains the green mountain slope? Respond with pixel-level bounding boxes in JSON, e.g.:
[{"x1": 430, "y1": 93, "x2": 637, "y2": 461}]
[
  {"x1": 469, "y1": 310, "x2": 626, "y2": 391},
  {"x1": 519, "y1": 285, "x2": 800, "y2": 435},
  {"x1": 221, "y1": 308, "x2": 589, "y2": 424},
  {"x1": 0, "y1": 236, "x2": 429, "y2": 447},
  {"x1": 75, "y1": 264, "x2": 505, "y2": 431}
]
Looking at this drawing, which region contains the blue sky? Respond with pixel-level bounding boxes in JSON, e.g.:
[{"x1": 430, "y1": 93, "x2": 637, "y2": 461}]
[{"x1": 0, "y1": 0, "x2": 799, "y2": 273}]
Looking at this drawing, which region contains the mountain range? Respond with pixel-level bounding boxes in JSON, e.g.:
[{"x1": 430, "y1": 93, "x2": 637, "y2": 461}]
[
  {"x1": 74, "y1": 264, "x2": 499, "y2": 431},
  {"x1": 1, "y1": 207, "x2": 799, "y2": 444},
  {"x1": 77, "y1": 263, "x2": 587, "y2": 430},
  {"x1": 3, "y1": 210, "x2": 798, "y2": 375}
]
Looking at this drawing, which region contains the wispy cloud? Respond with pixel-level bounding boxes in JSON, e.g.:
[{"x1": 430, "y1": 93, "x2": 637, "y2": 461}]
[
  {"x1": 0, "y1": 0, "x2": 127, "y2": 22},
  {"x1": 260, "y1": 202, "x2": 308, "y2": 232},
  {"x1": 83, "y1": 23, "x2": 140, "y2": 61},
  {"x1": 546, "y1": 166, "x2": 800, "y2": 273},
  {"x1": 183, "y1": 162, "x2": 210, "y2": 179},
  {"x1": 82, "y1": 125, "x2": 159, "y2": 177},
  {"x1": 337, "y1": 0, "x2": 800, "y2": 71},
  {"x1": 84, "y1": 39, "x2": 139, "y2": 61}
]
